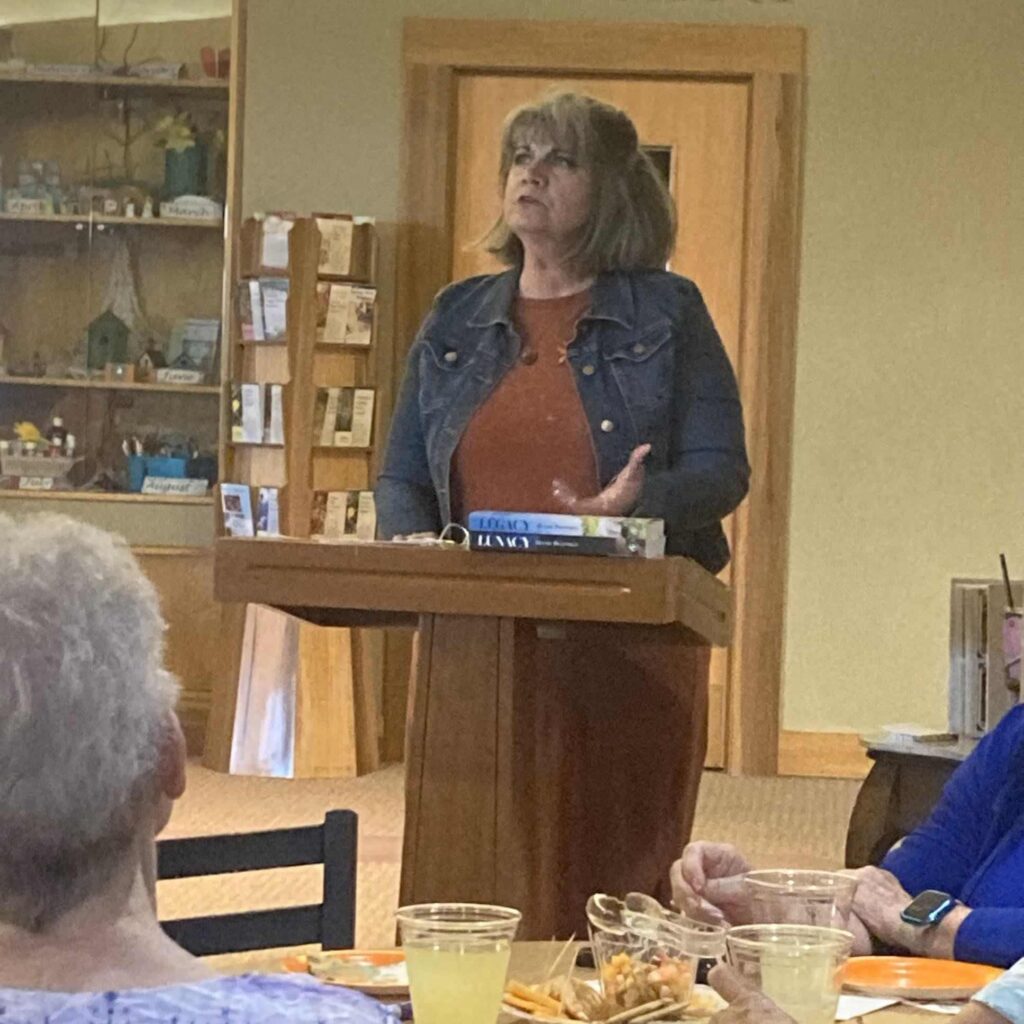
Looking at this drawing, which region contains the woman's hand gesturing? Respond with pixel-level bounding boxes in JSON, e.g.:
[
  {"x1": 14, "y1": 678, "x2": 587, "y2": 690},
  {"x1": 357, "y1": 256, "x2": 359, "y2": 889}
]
[{"x1": 552, "y1": 443, "x2": 651, "y2": 516}]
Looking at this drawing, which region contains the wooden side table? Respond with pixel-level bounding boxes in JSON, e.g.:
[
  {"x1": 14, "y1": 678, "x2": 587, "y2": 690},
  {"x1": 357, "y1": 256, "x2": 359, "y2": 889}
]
[{"x1": 845, "y1": 737, "x2": 974, "y2": 868}]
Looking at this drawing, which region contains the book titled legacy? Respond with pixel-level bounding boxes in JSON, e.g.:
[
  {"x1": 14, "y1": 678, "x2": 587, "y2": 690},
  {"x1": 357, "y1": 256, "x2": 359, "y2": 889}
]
[
  {"x1": 467, "y1": 511, "x2": 665, "y2": 559},
  {"x1": 313, "y1": 387, "x2": 375, "y2": 447}
]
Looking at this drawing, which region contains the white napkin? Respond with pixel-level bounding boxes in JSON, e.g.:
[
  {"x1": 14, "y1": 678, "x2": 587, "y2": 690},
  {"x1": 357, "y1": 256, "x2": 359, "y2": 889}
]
[{"x1": 835, "y1": 995, "x2": 898, "y2": 1019}]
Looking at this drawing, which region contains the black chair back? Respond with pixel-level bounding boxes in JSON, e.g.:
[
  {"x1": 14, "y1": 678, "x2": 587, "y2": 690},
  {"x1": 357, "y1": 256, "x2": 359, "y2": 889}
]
[{"x1": 158, "y1": 809, "x2": 357, "y2": 956}]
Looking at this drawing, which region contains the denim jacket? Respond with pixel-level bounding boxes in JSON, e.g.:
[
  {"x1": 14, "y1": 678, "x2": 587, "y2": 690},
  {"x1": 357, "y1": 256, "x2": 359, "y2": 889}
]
[{"x1": 376, "y1": 268, "x2": 749, "y2": 572}]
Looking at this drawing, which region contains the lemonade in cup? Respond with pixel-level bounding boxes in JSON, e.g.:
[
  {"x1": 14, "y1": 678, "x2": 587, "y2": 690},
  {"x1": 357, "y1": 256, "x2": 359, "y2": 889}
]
[
  {"x1": 726, "y1": 924, "x2": 853, "y2": 1024},
  {"x1": 396, "y1": 902, "x2": 521, "y2": 1024}
]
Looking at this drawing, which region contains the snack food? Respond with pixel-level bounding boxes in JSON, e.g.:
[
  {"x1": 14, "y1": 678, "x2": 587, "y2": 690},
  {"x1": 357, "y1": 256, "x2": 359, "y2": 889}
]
[
  {"x1": 600, "y1": 951, "x2": 695, "y2": 1007},
  {"x1": 503, "y1": 966, "x2": 723, "y2": 1022}
]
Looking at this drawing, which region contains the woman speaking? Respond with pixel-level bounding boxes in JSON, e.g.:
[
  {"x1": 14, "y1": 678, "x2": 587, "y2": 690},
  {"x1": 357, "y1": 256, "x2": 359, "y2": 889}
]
[{"x1": 377, "y1": 92, "x2": 749, "y2": 929}]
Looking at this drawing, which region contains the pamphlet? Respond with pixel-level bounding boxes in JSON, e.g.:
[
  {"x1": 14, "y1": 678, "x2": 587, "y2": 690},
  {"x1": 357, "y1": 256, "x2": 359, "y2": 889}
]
[
  {"x1": 316, "y1": 216, "x2": 354, "y2": 277},
  {"x1": 256, "y1": 486, "x2": 280, "y2": 536},
  {"x1": 220, "y1": 483, "x2": 254, "y2": 537},
  {"x1": 260, "y1": 215, "x2": 293, "y2": 271}
]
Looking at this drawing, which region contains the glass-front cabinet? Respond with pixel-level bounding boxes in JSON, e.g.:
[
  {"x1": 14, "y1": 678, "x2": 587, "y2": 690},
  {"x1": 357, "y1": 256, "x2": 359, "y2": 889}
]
[{"x1": 0, "y1": 1, "x2": 237, "y2": 543}]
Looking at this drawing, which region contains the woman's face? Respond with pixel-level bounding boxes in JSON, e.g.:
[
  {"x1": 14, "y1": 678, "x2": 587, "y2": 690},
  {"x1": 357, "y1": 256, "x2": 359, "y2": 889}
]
[{"x1": 502, "y1": 134, "x2": 592, "y2": 253}]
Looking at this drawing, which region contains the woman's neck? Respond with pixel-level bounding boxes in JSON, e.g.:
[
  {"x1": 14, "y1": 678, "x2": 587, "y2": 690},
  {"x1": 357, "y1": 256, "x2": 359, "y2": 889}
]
[
  {"x1": 0, "y1": 856, "x2": 213, "y2": 992},
  {"x1": 518, "y1": 246, "x2": 594, "y2": 299}
]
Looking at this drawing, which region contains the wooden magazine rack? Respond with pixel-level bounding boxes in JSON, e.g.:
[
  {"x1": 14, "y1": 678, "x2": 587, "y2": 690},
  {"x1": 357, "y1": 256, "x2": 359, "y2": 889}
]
[{"x1": 205, "y1": 215, "x2": 382, "y2": 778}]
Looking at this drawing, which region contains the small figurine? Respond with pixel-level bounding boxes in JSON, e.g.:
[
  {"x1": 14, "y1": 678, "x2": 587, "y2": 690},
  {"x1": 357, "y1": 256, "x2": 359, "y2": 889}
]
[{"x1": 136, "y1": 346, "x2": 167, "y2": 382}]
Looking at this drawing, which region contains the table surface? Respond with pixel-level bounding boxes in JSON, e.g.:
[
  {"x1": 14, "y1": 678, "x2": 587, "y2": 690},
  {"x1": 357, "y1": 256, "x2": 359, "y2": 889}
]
[
  {"x1": 214, "y1": 942, "x2": 943, "y2": 1022},
  {"x1": 861, "y1": 734, "x2": 976, "y2": 762}
]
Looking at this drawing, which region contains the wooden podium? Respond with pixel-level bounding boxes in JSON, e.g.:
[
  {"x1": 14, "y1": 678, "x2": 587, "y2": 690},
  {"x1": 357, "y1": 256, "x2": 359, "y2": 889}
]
[{"x1": 213, "y1": 539, "x2": 732, "y2": 938}]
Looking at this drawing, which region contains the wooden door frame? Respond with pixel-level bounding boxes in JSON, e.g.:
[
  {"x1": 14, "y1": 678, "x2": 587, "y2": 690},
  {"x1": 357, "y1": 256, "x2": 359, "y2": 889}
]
[{"x1": 394, "y1": 17, "x2": 806, "y2": 775}]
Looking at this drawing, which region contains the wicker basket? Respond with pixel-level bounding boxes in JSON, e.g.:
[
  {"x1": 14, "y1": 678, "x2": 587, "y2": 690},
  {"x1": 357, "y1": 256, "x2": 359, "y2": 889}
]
[{"x1": 1, "y1": 454, "x2": 77, "y2": 478}]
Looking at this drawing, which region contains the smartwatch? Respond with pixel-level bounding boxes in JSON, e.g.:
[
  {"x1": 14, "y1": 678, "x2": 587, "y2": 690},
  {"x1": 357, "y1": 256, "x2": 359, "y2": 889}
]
[{"x1": 900, "y1": 889, "x2": 957, "y2": 926}]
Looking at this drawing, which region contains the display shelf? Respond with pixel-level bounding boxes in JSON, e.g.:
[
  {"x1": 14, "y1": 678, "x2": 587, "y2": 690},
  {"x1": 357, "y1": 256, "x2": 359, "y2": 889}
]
[
  {"x1": 0, "y1": 8, "x2": 245, "y2": 531},
  {"x1": 0, "y1": 69, "x2": 229, "y2": 95},
  {"x1": 0, "y1": 489, "x2": 213, "y2": 505},
  {"x1": 312, "y1": 445, "x2": 374, "y2": 453},
  {"x1": 0, "y1": 374, "x2": 221, "y2": 395},
  {"x1": 0, "y1": 212, "x2": 224, "y2": 230}
]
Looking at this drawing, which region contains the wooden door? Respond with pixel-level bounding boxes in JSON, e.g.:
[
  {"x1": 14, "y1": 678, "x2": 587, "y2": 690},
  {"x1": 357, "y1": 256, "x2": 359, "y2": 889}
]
[{"x1": 450, "y1": 74, "x2": 749, "y2": 766}]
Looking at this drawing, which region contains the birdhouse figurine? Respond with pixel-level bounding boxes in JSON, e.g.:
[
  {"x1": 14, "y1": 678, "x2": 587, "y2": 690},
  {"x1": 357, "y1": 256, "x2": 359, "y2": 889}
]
[
  {"x1": 87, "y1": 310, "x2": 129, "y2": 371},
  {"x1": 136, "y1": 346, "x2": 167, "y2": 382}
]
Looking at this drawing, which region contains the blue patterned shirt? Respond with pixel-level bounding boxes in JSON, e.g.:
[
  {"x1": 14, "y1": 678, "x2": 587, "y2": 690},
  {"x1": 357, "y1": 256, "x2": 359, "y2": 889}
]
[
  {"x1": 0, "y1": 972, "x2": 393, "y2": 1024},
  {"x1": 975, "y1": 957, "x2": 1024, "y2": 1023}
]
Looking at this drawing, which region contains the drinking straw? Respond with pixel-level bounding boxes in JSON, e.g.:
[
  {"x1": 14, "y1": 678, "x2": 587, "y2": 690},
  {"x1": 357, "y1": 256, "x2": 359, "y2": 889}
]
[{"x1": 1000, "y1": 553, "x2": 1016, "y2": 612}]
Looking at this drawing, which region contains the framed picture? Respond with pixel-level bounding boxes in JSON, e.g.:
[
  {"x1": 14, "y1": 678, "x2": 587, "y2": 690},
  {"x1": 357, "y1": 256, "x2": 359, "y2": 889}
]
[{"x1": 167, "y1": 318, "x2": 221, "y2": 378}]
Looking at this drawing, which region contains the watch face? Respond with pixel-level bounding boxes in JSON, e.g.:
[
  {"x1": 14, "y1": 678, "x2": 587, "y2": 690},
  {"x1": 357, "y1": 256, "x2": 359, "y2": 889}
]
[{"x1": 902, "y1": 889, "x2": 955, "y2": 925}]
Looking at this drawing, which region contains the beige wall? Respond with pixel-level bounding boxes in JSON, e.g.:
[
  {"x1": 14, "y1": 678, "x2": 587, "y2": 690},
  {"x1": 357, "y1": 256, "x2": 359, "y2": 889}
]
[{"x1": 242, "y1": 0, "x2": 1024, "y2": 735}]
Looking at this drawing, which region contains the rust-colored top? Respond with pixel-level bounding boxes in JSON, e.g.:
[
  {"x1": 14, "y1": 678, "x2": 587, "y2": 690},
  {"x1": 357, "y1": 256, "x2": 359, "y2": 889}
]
[{"x1": 451, "y1": 289, "x2": 599, "y2": 521}]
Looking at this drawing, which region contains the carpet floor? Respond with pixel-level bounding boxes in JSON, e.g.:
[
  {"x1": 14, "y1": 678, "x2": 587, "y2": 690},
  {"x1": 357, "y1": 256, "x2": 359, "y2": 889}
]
[{"x1": 159, "y1": 762, "x2": 862, "y2": 953}]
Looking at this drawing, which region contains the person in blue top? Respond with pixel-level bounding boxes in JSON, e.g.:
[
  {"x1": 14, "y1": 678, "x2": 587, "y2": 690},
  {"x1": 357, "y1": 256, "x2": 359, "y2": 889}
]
[
  {"x1": 670, "y1": 704, "x2": 1024, "y2": 967},
  {"x1": 0, "y1": 515, "x2": 391, "y2": 1024}
]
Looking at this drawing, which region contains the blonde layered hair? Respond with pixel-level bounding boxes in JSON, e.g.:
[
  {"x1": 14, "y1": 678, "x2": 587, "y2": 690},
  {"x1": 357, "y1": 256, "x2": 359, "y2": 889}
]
[{"x1": 484, "y1": 91, "x2": 676, "y2": 276}]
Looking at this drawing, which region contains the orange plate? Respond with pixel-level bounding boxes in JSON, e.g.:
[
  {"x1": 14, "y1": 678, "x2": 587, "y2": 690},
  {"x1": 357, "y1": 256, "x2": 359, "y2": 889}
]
[
  {"x1": 283, "y1": 949, "x2": 408, "y2": 996},
  {"x1": 840, "y1": 956, "x2": 1003, "y2": 1001}
]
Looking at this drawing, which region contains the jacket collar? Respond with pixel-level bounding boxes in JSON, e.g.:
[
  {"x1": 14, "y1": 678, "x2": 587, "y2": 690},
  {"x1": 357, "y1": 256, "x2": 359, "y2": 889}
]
[{"x1": 466, "y1": 269, "x2": 635, "y2": 330}]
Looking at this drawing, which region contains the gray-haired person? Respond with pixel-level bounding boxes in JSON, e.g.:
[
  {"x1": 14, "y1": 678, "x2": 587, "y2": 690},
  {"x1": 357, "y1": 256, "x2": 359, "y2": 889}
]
[{"x1": 0, "y1": 515, "x2": 388, "y2": 1022}]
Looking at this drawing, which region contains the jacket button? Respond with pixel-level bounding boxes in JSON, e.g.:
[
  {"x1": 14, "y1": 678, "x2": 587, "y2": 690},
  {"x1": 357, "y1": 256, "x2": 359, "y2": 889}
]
[
  {"x1": 600, "y1": 419, "x2": 615, "y2": 433},
  {"x1": 632, "y1": 343, "x2": 646, "y2": 356},
  {"x1": 581, "y1": 364, "x2": 596, "y2": 376},
  {"x1": 443, "y1": 350, "x2": 458, "y2": 364}
]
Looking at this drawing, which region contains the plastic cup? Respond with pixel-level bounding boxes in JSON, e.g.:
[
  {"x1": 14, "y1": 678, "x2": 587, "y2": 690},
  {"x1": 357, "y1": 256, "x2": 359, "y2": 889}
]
[
  {"x1": 727, "y1": 924, "x2": 853, "y2": 1024},
  {"x1": 743, "y1": 870, "x2": 858, "y2": 928},
  {"x1": 589, "y1": 906, "x2": 725, "y2": 1009},
  {"x1": 395, "y1": 903, "x2": 520, "y2": 1024}
]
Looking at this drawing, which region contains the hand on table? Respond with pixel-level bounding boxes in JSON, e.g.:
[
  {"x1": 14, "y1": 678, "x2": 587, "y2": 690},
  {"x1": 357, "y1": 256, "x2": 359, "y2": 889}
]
[
  {"x1": 669, "y1": 841, "x2": 754, "y2": 925},
  {"x1": 848, "y1": 866, "x2": 918, "y2": 952},
  {"x1": 851, "y1": 866, "x2": 970, "y2": 959},
  {"x1": 708, "y1": 964, "x2": 797, "y2": 1024},
  {"x1": 552, "y1": 443, "x2": 651, "y2": 516}
]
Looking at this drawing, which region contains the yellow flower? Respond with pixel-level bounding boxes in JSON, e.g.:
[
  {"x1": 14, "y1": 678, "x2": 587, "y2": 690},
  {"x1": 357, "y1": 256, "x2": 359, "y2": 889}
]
[
  {"x1": 153, "y1": 114, "x2": 196, "y2": 153},
  {"x1": 14, "y1": 422, "x2": 42, "y2": 443}
]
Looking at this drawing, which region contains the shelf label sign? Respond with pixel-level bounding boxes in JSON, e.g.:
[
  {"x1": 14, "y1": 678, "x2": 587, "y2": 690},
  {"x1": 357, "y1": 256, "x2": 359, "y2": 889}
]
[
  {"x1": 140, "y1": 476, "x2": 208, "y2": 496},
  {"x1": 19, "y1": 476, "x2": 55, "y2": 490}
]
